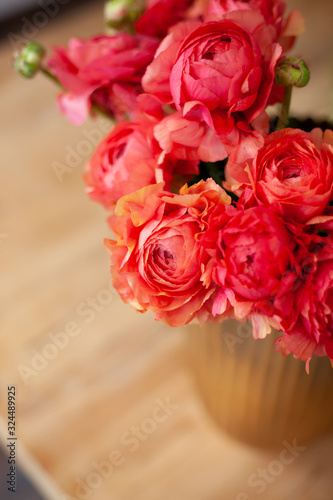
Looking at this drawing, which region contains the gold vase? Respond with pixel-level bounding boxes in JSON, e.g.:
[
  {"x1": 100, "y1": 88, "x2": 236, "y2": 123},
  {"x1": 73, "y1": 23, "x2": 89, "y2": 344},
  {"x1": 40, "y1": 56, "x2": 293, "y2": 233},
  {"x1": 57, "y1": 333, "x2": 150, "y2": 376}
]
[{"x1": 187, "y1": 319, "x2": 333, "y2": 449}]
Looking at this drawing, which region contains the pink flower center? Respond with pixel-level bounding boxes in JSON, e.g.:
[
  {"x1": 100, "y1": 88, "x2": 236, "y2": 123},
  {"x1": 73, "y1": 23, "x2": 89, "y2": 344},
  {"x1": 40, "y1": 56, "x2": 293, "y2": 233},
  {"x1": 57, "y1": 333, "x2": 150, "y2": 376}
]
[
  {"x1": 201, "y1": 37, "x2": 232, "y2": 62},
  {"x1": 153, "y1": 246, "x2": 176, "y2": 273},
  {"x1": 111, "y1": 142, "x2": 127, "y2": 162},
  {"x1": 245, "y1": 252, "x2": 255, "y2": 269},
  {"x1": 281, "y1": 165, "x2": 301, "y2": 182}
]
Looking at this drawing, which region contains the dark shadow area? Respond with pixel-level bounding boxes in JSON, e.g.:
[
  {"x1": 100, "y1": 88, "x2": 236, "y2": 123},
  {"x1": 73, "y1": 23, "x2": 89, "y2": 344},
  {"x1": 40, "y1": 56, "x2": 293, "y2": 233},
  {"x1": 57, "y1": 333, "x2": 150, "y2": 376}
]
[
  {"x1": 0, "y1": 0, "x2": 105, "y2": 38},
  {"x1": 0, "y1": 446, "x2": 45, "y2": 500}
]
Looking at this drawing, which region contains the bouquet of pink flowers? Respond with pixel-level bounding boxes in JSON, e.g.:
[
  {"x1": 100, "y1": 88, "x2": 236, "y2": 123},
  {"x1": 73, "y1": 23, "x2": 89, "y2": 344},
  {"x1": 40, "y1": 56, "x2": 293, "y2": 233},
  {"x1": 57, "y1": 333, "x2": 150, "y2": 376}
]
[{"x1": 14, "y1": 0, "x2": 333, "y2": 370}]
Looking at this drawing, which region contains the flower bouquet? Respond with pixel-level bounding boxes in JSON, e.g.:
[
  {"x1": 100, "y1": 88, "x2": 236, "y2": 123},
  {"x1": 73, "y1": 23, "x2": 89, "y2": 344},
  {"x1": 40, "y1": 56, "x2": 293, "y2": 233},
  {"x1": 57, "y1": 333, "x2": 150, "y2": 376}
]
[{"x1": 13, "y1": 0, "x2": 333, "y2": 443}]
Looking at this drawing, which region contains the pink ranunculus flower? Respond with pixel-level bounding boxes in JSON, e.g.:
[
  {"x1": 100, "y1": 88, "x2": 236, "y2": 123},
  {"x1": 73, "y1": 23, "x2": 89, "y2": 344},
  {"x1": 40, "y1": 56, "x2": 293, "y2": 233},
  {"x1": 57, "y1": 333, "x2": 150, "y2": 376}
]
[
  {"x1": 48, "y1": 34, "x2": 159, "y2": 125},
  {"x1": 200, "y1": 205, "x2": 299, "y2": 338},
  {"x1": 206, "y1": 0, "x2": 286, "y2": 25},
  {"x1": 135, "y1": 0, "x2": 195, "y2": 38},
  {"x1": 104, "y1": 179, "x2": 231, "y2": 326},
  {"x1": 275, "y1": 234, "x2": 333, "y2": 368},
  {"x1": 84, "y1": 119, "x2": 199, "y2": 210},
  {"x1": 168, "y1": 12, "x2": 282, "y2": 163},
  {"x1": 205, "y1": 0, "x2": 304, "y2": 50},
  {"x1": 250, "y1": 128, "x2": 333, "y2": 223}
]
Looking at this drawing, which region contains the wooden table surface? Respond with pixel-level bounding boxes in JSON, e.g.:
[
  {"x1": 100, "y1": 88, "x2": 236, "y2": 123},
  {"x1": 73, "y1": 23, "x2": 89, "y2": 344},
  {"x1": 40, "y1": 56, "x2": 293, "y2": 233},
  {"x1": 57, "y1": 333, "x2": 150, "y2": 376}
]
[{"x1": 1, "y1": 1, "x2": 333, "y2": 499}]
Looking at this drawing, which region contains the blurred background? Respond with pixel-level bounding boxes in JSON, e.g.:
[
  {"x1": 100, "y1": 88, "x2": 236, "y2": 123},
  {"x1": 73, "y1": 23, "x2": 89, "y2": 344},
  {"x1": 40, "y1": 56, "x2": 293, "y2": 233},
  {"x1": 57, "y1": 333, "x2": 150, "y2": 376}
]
[
  {"x1": 1, "y1": 1, "x2": 333, "y2": 499},
  {"x1": 0, "y1": 0, "x2": 38, "y2": 23}
]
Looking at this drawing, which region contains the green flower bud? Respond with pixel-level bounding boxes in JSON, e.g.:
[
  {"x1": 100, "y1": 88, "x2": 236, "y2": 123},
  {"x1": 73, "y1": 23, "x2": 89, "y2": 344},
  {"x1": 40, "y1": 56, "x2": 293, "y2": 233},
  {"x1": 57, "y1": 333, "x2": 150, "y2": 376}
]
[
  {"x1": 13, "y1": 41, "x2": 46, "y2": 79},
  {"x1": 275, "y1": 58, "x2": 310, "y2": 88},
  {"x1": 104, "y1": 0, "x2": 145, "y2": 33}
]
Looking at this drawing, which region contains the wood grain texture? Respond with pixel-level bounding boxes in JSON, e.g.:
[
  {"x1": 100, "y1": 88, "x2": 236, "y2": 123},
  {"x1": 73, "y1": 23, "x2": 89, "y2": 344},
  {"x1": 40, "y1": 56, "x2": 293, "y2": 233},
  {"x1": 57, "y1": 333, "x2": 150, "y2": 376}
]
[{"x1": 1, "y1": 1, "x2": 333, "y2": 499}]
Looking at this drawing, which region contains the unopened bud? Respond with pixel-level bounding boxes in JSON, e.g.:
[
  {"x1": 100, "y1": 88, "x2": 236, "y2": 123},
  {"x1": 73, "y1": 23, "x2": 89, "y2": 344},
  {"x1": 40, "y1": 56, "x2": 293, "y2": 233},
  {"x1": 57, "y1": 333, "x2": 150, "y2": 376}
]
[
  {"x1": 104, "y1": 0, "x2": 145, "y2": 33},
  {"x1": 13, "y1": 41, "x2": 46, "y2": 78},
  {"x1": 275, "y1": 58, "x2": 310, "y2": 88}
]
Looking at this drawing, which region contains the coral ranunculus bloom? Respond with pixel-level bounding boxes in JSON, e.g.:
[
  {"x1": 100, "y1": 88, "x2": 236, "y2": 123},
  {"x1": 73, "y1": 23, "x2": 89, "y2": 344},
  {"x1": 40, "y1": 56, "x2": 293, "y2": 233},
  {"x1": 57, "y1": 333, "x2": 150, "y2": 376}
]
[
  {"x1": 84, "y1": 120, "x2": 199, "y2": 209},
  {"x1": 84, "y1": 121, "x2": 158, "y2": 209},
  {"x1": 251, "y1": 128, "x2": 333, "y2": 223},
  {"x1": 275, "y1": 234, "x2": 333, "y2": 368},
  {"x1": 168, "y1": 13, "x2": 282, "y2": 162},
  {"x1": 105, "y1": 180, "x2": 231, "y2": 326},
  {"x1": 200, "y1": 205, "x2": 300, "y2": 338}
]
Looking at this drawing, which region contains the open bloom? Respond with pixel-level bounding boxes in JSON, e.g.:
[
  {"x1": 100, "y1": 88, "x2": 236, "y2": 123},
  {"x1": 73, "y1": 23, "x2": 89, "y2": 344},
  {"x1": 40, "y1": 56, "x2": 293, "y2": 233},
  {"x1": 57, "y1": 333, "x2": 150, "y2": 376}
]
[
  {"x1": 105, "y1": 180, "x2": 231, "y2": 326},
  {"x1": 250, "y1": 128, "x2": 333, "y2": 223},
  {"x1": 206, "y1": 0, "x2": 286, "y2": 26},
  {"x1": 201, "y1": 205, "x2": 299, "y2": 337},
  {"x1": 205, "y1": 0, "x2": 304, "y2": 51},
  {"x1": 167, "y1": 12, "x2": 282, "y2": 162},
  {"x1": 84, "y1": 119, "x2": 199, "y2": 209},
  {"x1": 275, "y1": 234, "x2": 333, "y2": 367},
  {"x1": 48, "y1": 34, "x2": 159, "y2": 124}
]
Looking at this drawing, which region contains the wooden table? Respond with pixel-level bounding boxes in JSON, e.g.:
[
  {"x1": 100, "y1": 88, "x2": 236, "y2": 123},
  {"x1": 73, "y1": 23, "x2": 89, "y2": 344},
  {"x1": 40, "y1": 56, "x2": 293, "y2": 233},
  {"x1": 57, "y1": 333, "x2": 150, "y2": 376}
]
[{"x1": 1, "y1": 1, "x2": 333, "y2": 499}]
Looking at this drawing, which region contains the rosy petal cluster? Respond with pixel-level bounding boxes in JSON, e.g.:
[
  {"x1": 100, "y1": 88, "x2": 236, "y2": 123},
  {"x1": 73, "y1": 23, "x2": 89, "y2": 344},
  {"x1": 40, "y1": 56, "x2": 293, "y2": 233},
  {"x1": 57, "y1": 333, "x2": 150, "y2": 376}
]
[
  {"x1": 275, "y1": 235, "x2": 333, "y2": 367},
  {"x1": 143, "y1": 11, "x2": 283, "y2": 163},
  {"x1": 47, "y1": 0, "x2": 302, "y2": 156},
  {"x1": 44, "y1": 0, "x2": 333, "y2": 367},
  {"x1": 105, "y1": 180, "x2": 230, "y2": 326},
  {"x1": 235, "y1": 128, "x2": 333, "y2": 364},
  {"x1": 200, "y1": 204, "x2": 299, "y2": 336},
  {"x1": 170, "y1": 15, "x2": 281, "y2": 161},
  {"x1": 250, "y1": 128, "x2": 333, "y2": 223},
  {"x1": 84, "y1": 117, "x2": 199, "y2": 209},
  {"x1": 205, "y1": 0, "x2": 304, "y2": 51},
  {"x1": 48, "y1": 34, "x2": 159, "y2": 124}
]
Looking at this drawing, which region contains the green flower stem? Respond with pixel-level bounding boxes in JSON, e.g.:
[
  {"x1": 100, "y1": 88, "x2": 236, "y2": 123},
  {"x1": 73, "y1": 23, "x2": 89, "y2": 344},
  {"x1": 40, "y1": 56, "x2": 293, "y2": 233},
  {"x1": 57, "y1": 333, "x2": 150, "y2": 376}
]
[
  {"x1": 41, "y1": 67, "x2": 64, "y2": 88},
  {"x1": 276, "y1": 85, "x2": 293, "y2": 131}
]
